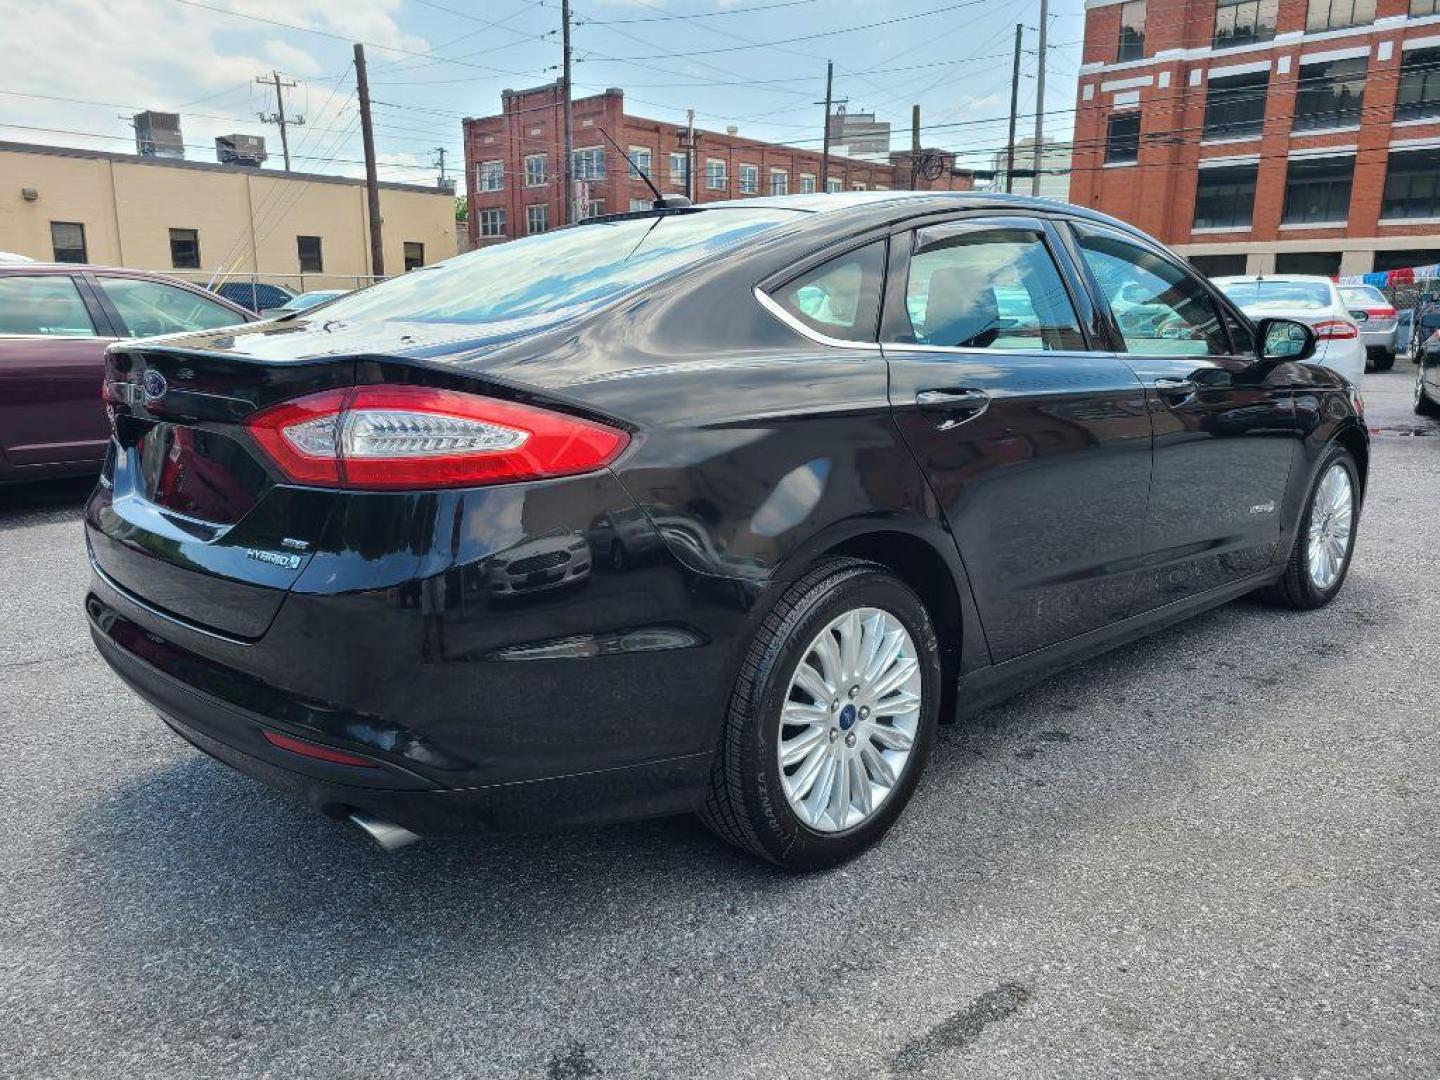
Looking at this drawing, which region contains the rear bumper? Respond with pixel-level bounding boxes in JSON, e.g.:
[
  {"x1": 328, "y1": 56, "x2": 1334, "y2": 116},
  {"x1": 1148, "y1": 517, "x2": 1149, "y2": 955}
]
[{"x1": 89, "y1": 597, "x2": 716, "y2": 834}]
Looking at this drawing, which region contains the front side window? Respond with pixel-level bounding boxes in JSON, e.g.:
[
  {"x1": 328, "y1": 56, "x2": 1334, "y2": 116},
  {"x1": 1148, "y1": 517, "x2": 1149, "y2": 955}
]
[
  {"x1": 739, "y1": 164, "x2": 758, "y2": 195},
  {"x1": 297, "y1": 235, "x2": 323, "y2": 273},
  {"x1": 706, "y1": 158, "x2": 726, "y2": 191},
  {"x1": 1293, "y1": 57, "x2": 1366, "y2": 131},
  {"x1": 404, "y1": 242, "x2": 424, "y2": 272},
  {"x1": 479, "y1": 208, "x2": 506, "y2": 237},
  {"x1": 1381, "y1": 148, "x2": 1440, "y2": 220},
  {"x1": 169, "y1": 228, "x2": 200, "y2": 270},
  {"x1": 1203, "y1": 70, "x2": 1269, "y2": 139},
  {"x1": 1106, "y1": 112, "x2": 1141, "y2": 164},
  {"x1": 573, "y1": 147, "x2": 605, "y2": 181},
  {"x1": 477, "y1": 160, "x2": 504, "y2": 192},
  {"x1": 526, "y1": 203, "x2": 549, "y2": 234},
  {"x1": 893, "y1": 225, "x2": 1085, "y2": 352},
  {"x1": 1074, "y1": 224, "x2": 1229, "y2": 357},
  {"x1": 50, "y1": 221, "x2": 87, "y2": 264},
  {"x1": 96, "y1": 277, "x2": 240, "y2": 337},
  {"x1": 1194, "y1": 165, "x2": 1259, "y2": 229},
  {"x1": 627, "y1": 146, "x2": 652, "y2": 179},
  {"x1": 0, "y1": 275, "x2": 96, "y2": 336},
  {"x1": 1396, "y1": 48, "x2": 1440, "y2": 121},
  {"x1": 311, "y1": 207, "x2": 796, "y2": 326},
  {"x1": 768, "y1": 240, "x2": 886, "y2": 343},
  {"x1": 524, "y1": 153, "x2": 547, "y2": 187},
  {"x1": 1282, "y1": 155, "x2": 1354, "y2": 224},
  {"x1": 1118, "y1": 0, "x2": 1146, "y2": 61},
  {"x1": 1214, "y1": 0, "x2": 1278, "y2": 49},
  {"x1": 1306, "y1": 0, "x2": 1375, "y2": 31},
  {"x1": 771, "y1": 170, "x2": 789, "y2": 196}
]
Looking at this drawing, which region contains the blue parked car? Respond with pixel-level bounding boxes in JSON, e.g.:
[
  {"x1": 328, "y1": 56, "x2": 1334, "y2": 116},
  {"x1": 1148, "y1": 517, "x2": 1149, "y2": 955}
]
[{"x1": 212, "y1": 281, "x2": 295, "y2": 313}]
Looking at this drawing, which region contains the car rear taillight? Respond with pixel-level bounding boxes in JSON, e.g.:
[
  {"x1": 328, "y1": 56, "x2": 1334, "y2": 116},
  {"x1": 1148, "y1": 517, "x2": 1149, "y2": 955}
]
[
  {"x1": 261, "y1": 729, "x2": 376, "y2": 767},
  {"x1": 1366, "y1": 306, "x2": 1396, "y2": 319},
  {"x1": 1313, "y1": 320, "x2": 1358, "y2": 340},
  {"x1": 245, "y1": 385, "x2": 629, "y2": 489}
]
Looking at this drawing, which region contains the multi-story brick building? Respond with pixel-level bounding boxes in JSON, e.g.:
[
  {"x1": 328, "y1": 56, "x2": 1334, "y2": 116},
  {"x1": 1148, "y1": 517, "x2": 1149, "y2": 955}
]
[
  {"x1": 1073, "y1": 0, "x2": 1440, "y2": 276},
  {"x1": 463, "y1": 84, "x2": 972, "y2": 247}
]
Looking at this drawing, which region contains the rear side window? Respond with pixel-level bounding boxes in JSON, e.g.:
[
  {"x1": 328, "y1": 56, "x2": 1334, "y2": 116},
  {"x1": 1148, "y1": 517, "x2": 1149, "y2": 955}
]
[
  {"x1": 0, "y1": 275, "x2": 97, "y2": 336},
  {"x1": 769, "y1": 241, "x2": 885, "y2": 343},
  {"x1": 96, "y1": 277, "x2": 242, "y2": 337},
  {"x1": 316, "y1": 208, "x2": 798, "y2": 326},
  {"x1": 892, "y1": 225, "x2": 1086, "y2": 351}
]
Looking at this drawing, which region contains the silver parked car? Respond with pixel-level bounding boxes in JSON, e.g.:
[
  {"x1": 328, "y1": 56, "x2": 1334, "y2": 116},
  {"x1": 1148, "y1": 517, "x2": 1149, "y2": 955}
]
[{"x1": 1338, "y1": 284, "x2": 1398, "y2": 371}]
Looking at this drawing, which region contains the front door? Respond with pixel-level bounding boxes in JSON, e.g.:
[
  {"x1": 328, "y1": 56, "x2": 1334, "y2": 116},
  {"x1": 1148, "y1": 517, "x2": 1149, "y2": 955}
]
[
  {"x1": 1064, "y1": 220, "x2": 1299, "y2": 611},
  {"x1": 880, "y1": 216, "x2": 1154, "y2": 663}
]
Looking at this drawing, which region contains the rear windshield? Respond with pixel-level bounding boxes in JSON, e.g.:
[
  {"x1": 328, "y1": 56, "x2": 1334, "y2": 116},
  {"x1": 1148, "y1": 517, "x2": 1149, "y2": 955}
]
[
  {"x1": 1339, "y1": 285, "x2": 1386, "y2": 307},
  {"x1": 317, "y1": 208, "x2": 798, "y2": 325},
  {"x1": 1217, "y1": 280, "x2": 1333, "y2": 311}
]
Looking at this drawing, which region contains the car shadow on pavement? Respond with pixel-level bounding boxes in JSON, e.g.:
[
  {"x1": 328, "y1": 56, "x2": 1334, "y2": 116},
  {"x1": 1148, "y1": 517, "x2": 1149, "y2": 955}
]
[{"x1": 0, "y1": 476, "x2": 94, "y2": 530}]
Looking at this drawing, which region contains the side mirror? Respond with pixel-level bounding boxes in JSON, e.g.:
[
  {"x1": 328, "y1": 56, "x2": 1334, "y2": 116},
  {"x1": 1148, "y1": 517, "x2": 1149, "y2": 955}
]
[{"x1": 1256, "y1": 318, "x2": 1317, "y2": 362}]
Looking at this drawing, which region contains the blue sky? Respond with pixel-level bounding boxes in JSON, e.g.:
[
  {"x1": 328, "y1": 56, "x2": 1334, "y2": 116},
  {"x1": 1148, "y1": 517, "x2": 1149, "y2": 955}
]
[{"x1": 0, "y1": 0, "x2": 1085, "y2": 184}]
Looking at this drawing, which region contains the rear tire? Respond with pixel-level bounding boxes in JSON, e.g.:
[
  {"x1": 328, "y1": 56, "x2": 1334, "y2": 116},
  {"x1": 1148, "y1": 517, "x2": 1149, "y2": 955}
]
[
  {"x1": 1371, "y1": 350, "x2": 1396, "y2": 373},
  {"x1": 1416, "y1": 368, "x2": 1440, "y2": 417},
  {"x1": 699, "y1": 558, "x2": 941, "y2": 871},
  {"x1": 1255, "y1": 446, "x2": 1359, "y2": 610}
]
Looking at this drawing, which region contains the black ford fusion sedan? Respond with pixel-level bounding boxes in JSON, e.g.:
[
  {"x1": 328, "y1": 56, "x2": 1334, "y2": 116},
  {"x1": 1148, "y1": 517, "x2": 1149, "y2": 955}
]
[{"x1": 86, "y1": 192, "x2": 1367, "y2": 870}]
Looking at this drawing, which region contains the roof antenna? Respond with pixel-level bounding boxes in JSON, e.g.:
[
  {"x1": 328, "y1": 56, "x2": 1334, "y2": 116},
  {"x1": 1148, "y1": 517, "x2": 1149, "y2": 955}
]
[{"x1": 597, "y1": 127, "x2": 691, "y2": 210}]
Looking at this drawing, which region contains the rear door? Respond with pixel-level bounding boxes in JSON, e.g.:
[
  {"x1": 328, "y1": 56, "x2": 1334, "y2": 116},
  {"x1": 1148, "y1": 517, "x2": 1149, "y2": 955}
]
[
  {"x1": 879, "y1": 215, "x2": 1154, "y2": 662},
  {"x1": 0, "y1": 272, "x2": 116, "y2": 469},
  {"x1": 1064, "y1": 220, "x2": 1299, "y2": 611}
]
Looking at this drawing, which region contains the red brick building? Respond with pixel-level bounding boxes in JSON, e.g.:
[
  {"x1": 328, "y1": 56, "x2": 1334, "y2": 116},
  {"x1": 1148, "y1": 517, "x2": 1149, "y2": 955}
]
[
  {"x1": 1073, "y1": 0, "x2": 1440, "y2": 276},
  {"x1": 463, "y1": 84, "x2": 973, "y2": 247}
]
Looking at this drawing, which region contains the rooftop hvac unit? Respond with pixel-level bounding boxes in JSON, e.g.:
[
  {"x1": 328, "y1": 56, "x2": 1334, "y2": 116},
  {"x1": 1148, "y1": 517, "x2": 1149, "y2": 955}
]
[
  {"x1": 134, "y1": 111, "x2": 184, "y2": 159},
  {"x1": 216, "y1": 134, "x2": 268, "y2": 167}
]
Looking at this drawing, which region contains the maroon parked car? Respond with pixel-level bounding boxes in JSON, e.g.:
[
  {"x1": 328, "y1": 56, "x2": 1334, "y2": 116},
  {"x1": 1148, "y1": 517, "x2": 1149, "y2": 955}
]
[{"x1": 0, "y1": 265, "x2": 252, "y2": 483}]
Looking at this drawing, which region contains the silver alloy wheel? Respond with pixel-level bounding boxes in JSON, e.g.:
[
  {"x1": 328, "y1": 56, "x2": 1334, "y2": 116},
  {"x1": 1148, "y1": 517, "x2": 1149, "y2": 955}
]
[
  {"x1": 777, "y1": 607, "x2": 922, "y2": 833},
  {"x1": 1307, "y1": 462, "x2": 1354, "y2": 591}
]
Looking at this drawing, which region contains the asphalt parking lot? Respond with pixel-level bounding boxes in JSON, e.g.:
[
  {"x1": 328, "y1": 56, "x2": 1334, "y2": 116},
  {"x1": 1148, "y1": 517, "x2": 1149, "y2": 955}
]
[{"x1": 2, "y1": 367, "x2": 1437, "y2": 1080}]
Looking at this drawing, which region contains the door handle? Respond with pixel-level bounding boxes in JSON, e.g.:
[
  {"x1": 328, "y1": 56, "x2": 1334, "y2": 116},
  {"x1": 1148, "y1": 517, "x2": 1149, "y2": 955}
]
[
  {"x1": 914, "y1": 387, "x2": 990, "y2": 430},
  {"x1": 1152, "y1": 376, "x2": 1198, "y2": 398}
]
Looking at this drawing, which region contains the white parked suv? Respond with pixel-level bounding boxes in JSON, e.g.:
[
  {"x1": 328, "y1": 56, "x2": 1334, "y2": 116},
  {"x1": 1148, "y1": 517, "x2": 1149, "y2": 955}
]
[{"x1": 1212, "y1": 275, "x2": 1366, "y2": 386}]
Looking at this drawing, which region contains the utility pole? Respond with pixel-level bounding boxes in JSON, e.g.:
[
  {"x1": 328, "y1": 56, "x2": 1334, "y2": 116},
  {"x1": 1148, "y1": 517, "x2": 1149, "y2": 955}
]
[
  {"x1": 1032, "y1": 0, "x2": 1048, "y2": 197},
  {"x1": 685, "y1": 109, "x2": 696, "y2": 201},
  {"x1": 433, "y1": 146, "x2": 449, "y2": 190},
  {"x1": 818, "y1": 61, "x2": 834, "y2": 191},
  {"x1": 354, "y1": 44, "x2": 384, "y2": 277},
  {"x1": 1005, "y1": 23, "x2": 1023, "y2": 194},
  {"x1": 910, "y1": 104, "x2": 921, "y2": 190},
  {"x1": 562, "y1": 0, "x2": 575, "y2": 224},
  {"x1": 256, "y1": 70, "x2": 305, "y2": 172}
]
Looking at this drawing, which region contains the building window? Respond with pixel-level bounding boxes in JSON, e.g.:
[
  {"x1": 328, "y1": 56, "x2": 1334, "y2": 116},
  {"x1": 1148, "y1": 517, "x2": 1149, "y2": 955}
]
[
  {"x1": 1106, "y1": 112, "x2": 1141, "y2": 164},
  {"x1": 1193, "y1": 165, "x2": 1258, "y2": 229},
  {"x1": 573, "y1": 147, "x2": 605, "y2": 180},
  {"x1": 479, "y1": 208, "x2": 506, "y2": 237},
  {"x1": 705, "y1": 158, "x2": 726, "y2": 191},
  {"x1": 1275, "y1": 251, "x2": 1342, "y2": 275},
  {"x1": 1282, "y1": 155, "x2": 1354, "y2": 224},
  {"x1": 297, "y1": 235, "x2": 323, "y2": 273},
  {"x1": 1381, "y1": 148, "x2": 1440, "y2": 220},
  {"x1": 1214, "y1": 0, "x2": 1278, "y2": 49},
  {"x1": 524, "y1": 153, "x2": 547, "y2": 187},
  {"x1": 669, "y1": 151, "x2": 688, "y2": 187},
  {"x1": 1305, "y1": 0, "x2": 1374, "y2": 32},
  {"x1": 49, "y1": 221, "x2": 86, "y2": 263},
  {"x1": 800, "y1": 173, "x2": 817, "y2": 193},
  {"x1": 629, "y1": 198, "x2": 651, "y2": 211},
  {"x1": 1293, "y1": 57, "x2": 1366, "y2": 131},
  {"x1": 770, "y1": 169, "x2": 789, "y2": 196},
  {"x1": 627, "y1": 146, "x2": 652, "y2": 179},
  {"x1": 584, "y1": 199, "x2": 605, "y2": 220},
  {"x1": 851, "y1": 182, "x2": 866, "y2": 191},
  {"x1": 1188, "y1": 253, "x2": 1248, "y2": 277},
  {"x1": 1117, "y1": 0, "x2": 1146, "y2": 61},
  {"x1": 1203, "y1": 70, "x2": 1269, "y2": 140},
  {"x1": 1375, "y1": 246, "x2": 1440, "y2": 270},
  {"x1": 526, "y1": 203, "x2": 549, "y2": 234},
  {"x1": 477, "y1": 160, "x2": 503, "y2": 192},
  {"x1": 402, "y1": 243, "x2": 423, "y2": 272},
  {"x1": 738, "y1": 163, "x2": 758, "y2": 194},
  {"x1": 825, "y1": 177, "x2": 843, "y2": 193},
  {"x1": 169, "y1": 228, "x2": 200, "y2": 270},
  {"x1": 1396, "y1": 48, "x2": 1440, "y2": 122}
]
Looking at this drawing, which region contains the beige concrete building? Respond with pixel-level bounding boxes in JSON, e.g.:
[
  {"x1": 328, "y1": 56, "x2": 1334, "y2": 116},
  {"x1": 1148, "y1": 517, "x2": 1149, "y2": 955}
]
[{"x1": 0, "y1": 140, "x2": 456, "y2": 290}]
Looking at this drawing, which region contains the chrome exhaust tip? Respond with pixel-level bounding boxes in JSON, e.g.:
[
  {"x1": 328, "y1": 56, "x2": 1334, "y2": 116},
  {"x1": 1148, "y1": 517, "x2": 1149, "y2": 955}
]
[{"x1": 349, "y1": 812, "x2": 422, "y2": 851}]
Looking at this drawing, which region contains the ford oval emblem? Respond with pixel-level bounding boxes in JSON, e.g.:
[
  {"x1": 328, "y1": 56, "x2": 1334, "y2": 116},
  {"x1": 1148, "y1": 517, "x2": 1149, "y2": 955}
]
[{"x1": 142, "y1": 369, "x2": 167, "y2": 401}]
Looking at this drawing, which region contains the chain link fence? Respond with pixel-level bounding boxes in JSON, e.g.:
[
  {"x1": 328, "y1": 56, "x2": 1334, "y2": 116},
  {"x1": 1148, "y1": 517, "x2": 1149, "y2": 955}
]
[{"x1": 166, "y1": 271, "x2": 387, "y2": 313}]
